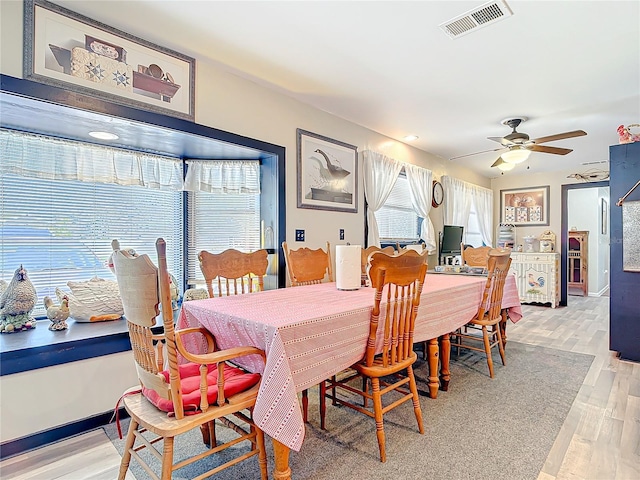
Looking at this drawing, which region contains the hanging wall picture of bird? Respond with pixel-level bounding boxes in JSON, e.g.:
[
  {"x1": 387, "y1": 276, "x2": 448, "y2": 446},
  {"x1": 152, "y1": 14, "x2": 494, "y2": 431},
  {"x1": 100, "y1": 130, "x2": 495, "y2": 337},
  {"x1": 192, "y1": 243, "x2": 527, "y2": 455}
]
[
  {"x1": 0, "y1": 265, "x2": 38, "y2": 333},
  {"x1": 297, "y1": 129, "x2": 358, "y2": 213}
]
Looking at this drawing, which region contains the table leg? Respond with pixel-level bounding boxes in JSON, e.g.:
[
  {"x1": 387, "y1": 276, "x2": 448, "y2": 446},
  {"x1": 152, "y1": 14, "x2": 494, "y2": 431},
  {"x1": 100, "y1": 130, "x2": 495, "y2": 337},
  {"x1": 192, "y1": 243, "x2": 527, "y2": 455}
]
[
  {"x1": 272, "y1": 439, "x2": 292, "y2": 480},
  {"x1": 500, "y1": 309, "x2": 508, "y2": 348},
  {"x1": 426, "y1": 338, "x2": 440, "y2": 399},
  {"x1": 438, "y1": 334, "x2": 451, "y2": 391}
]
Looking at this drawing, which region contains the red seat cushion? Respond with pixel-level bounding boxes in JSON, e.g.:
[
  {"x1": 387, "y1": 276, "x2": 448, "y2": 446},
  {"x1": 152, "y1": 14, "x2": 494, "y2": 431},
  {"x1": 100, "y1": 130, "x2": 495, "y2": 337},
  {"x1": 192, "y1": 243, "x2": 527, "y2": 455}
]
[{"x1": 142, "y1": 362, "x2": 261, "y2": 413}]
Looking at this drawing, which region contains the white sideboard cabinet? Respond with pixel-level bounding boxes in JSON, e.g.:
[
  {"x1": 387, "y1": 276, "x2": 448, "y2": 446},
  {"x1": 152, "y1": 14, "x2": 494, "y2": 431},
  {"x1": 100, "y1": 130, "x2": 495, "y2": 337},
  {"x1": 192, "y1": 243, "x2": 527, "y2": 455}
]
[{"x1": 509, "y1": 252, "x2": 560, "y2": 308}]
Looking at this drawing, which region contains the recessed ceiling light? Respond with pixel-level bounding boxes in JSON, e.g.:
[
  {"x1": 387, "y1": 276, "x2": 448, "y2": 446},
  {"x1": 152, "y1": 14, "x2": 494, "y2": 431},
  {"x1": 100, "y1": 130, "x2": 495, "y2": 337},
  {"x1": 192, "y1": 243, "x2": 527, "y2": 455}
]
[
  {"x1": 404, "y1": 135, "x2": 419, "y2": 141},
  {"x1": 89, "y1": 131, "x2": 119, "y2": 140}
]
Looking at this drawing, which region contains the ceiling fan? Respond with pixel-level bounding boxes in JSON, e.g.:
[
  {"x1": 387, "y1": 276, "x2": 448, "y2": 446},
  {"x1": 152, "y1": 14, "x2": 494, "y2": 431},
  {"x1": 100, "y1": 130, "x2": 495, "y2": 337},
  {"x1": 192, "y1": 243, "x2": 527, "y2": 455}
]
[{"x1": 452, "y1": 117, "x2": 587, "y2": 171}]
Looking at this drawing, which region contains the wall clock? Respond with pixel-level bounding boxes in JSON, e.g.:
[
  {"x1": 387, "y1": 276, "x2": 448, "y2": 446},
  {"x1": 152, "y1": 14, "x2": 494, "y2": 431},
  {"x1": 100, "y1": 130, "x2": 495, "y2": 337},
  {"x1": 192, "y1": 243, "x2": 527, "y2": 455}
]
[{"x1": 432, "y1": 180, "x2": 444, "y2": 208}]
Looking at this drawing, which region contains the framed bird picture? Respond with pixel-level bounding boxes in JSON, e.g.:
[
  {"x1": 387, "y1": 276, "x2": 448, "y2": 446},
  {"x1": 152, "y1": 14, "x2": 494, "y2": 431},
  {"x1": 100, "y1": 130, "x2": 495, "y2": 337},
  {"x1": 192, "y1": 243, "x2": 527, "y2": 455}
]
[{"x1": 296, "y1": 129, "x2": 358, "y2": 213}]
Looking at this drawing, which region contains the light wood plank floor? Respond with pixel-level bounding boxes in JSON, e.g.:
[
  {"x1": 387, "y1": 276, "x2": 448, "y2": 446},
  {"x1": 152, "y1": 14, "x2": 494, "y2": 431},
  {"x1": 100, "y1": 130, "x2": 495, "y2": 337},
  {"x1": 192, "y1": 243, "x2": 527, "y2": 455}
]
[{"x1": 1, "y1": 295, "x2": 638, "y2": 479}]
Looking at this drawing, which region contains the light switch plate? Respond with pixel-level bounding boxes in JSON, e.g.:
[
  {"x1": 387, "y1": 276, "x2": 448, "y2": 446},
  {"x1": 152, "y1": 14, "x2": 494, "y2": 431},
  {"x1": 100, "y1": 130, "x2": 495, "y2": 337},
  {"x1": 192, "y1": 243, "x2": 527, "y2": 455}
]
[{"x1": 295, "y1": 229, "x2": 305, "y2": 242}]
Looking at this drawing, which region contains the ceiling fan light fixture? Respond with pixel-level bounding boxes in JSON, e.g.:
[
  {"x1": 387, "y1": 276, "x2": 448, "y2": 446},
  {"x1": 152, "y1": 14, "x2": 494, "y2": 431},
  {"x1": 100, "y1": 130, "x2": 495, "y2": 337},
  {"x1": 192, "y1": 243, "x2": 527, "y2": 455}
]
[
  {"x1": 496, "y1": 161, "x2": 515, "y2": 171},
  {"x1": 502, "y1": 148, "x2": 531, "y2": 164}
]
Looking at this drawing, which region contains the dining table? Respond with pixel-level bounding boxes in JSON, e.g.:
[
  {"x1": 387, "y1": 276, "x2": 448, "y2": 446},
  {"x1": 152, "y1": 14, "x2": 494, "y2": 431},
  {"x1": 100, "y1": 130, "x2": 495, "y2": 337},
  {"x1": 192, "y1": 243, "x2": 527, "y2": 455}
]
[{"x1": 177, "y1": 272, "x2": 522, "y2": 480}]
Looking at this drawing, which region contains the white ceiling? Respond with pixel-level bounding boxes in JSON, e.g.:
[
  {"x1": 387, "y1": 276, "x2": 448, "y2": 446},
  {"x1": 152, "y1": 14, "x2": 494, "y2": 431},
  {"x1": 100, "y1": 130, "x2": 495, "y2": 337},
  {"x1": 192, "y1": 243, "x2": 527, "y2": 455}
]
[{"x1": 54, "y1": 0, "x2": 640, "y2": 178}]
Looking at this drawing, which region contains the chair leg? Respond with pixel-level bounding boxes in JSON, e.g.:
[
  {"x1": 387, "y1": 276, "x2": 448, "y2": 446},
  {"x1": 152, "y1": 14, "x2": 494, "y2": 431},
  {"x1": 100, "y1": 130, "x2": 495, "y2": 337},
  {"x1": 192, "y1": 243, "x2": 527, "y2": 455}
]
[
  {"x1": 496, "y1": 326, "x2": 506, "y2": 366},
  {"x1": 160, "y1": 436, "x2": 174, "y2": 480},
  {"x1": 255, "y1": 426, "x2": 268, "y2": 480},
  {"x1": 371, "y1": 377, "x2": 387, "y2": 463},
  {"x1": 362, "y1": 376, "x2": 369, "y2": 408},
  {"x1": 407, "y1": 365, "x2": 424, "y2": 434},
  {"x1": 482, "y1": 326, "x2": 495, "y2": 378},
  {"x1": 319, "y1": 381, "x2": 326, "y2": 430},
  {"x1": 118, "y1": 418, "x2": 138, "y2": 480},
  {"x1": 200, "y1": 420, "x2": 216, "y2": 448},
  {"x1": 301, "y1": 389, "x2": 309, "y2": 423}
]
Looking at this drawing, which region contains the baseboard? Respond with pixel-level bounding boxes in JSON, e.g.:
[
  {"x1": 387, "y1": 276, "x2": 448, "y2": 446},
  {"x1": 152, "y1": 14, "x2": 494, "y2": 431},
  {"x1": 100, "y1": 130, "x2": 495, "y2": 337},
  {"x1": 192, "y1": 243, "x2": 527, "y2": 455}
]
[{"x1": 0, "y1": 408, "x2": 129, "y2": 460}]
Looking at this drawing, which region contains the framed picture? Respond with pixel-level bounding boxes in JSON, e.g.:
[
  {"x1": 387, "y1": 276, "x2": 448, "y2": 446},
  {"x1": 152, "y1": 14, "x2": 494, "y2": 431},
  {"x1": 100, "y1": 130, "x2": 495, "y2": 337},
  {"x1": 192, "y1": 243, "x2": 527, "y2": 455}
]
[
  {"x1": 500, "y1": 186, "x2": 550, "y2": 226},
  {"x1": 297, "y1": 129, "x2": 358, "y2": 213},
  {"x1": 23, "y1": 0, "x2": 195, "y2": 121},
  {"x1": 601, "y1": 198, "x2": 608, "y2": 235}
]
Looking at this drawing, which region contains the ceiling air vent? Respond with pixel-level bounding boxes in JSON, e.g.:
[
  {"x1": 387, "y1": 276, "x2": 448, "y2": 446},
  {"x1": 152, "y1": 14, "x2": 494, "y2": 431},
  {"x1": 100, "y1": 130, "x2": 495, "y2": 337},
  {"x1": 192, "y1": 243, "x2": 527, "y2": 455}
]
[{"x1": 439, "y1": 0, "x2": 513, "y2": 39}]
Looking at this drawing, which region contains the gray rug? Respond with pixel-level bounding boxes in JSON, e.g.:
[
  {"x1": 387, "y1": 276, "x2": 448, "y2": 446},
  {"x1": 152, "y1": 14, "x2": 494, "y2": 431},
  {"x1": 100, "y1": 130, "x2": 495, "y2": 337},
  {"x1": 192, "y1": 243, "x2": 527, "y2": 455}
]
[{"x1": 105, "y1": 342, "x2": 593, "y2": 480}]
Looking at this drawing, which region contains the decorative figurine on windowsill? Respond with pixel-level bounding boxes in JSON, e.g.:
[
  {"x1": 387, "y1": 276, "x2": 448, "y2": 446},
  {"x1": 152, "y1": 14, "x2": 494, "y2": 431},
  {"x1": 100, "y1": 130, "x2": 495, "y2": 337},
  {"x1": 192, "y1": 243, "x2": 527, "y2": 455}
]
[
  {"x1": 45, "y1": 295, "x2": 70, "y2": 331},
  {"x1": 0, "y1": 265, "x2": 37, "y2": 333}
]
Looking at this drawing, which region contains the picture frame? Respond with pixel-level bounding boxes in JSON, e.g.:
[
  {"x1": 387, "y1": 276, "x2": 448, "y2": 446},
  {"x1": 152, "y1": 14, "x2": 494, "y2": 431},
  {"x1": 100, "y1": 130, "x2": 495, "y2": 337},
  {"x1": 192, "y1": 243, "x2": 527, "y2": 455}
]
[
  {"x1": 500, "y1": 185, "x2": 550, "y2": 226},
  {"x1": 297, "y1": 129, "x2": 358, "y2": 213},
  {"x1": 601, "y1": 198, "x2": 608, "y2": 235},
  {"x1": 23, "y1": 0, "x2": 195, "y2": 121}
]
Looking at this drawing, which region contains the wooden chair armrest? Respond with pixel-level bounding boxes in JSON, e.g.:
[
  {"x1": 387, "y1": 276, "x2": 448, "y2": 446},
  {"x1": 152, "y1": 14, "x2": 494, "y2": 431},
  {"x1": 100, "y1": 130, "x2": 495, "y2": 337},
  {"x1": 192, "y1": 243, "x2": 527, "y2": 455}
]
[
  {"x1": 174, "y1": 326, "x2": 217, "y2": 355},
  {"x1": 180, "y1": 345, "x2": 266, "y2": 365}
]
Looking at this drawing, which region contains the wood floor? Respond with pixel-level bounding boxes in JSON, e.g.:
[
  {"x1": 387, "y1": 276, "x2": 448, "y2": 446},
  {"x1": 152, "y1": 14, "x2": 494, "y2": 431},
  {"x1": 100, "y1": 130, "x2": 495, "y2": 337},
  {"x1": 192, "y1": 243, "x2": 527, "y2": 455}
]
[{"x1": 1, "y1": 295, "x2": 638, "y2": 479}]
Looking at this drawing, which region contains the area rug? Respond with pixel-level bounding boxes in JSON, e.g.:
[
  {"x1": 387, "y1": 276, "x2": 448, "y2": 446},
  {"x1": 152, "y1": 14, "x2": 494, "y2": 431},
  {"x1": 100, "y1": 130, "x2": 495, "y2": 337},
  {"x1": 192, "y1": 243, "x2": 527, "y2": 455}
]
[{"x1": 105, "y1": 342, "x2": 593, "y2": 480}]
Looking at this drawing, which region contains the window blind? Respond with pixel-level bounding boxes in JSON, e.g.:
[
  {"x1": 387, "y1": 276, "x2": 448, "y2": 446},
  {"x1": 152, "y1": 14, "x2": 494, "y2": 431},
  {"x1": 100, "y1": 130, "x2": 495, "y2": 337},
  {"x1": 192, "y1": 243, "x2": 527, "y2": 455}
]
[
  {"x1": 1, "y1": 138, "x2": 183, "y2": 317},
  {"x1": 186, "y1": 190, "x2": 261, "y2": 286},
  {"x1": 375, "y1": 174, "x2": 420, "y2": 242}
]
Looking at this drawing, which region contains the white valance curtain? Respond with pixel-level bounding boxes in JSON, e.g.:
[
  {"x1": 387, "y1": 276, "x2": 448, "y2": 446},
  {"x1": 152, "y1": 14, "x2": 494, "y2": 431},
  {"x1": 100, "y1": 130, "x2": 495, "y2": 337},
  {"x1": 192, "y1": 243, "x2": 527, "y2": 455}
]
[
  {"x1": 184, "y1": 159, "x2": 261, "y2": 193},
  {"x1": 362, "y1": 150, "x2": 436, "y2": 250},
  {"x1": 442, "y1": 175, "x2": 493, "y2": 246},
  {"x1": 362, "y1": 151, "x2": 404, "y2": 246},
  {"x1": 0, "y1": 129, "x2": 184, "y2": 190}
]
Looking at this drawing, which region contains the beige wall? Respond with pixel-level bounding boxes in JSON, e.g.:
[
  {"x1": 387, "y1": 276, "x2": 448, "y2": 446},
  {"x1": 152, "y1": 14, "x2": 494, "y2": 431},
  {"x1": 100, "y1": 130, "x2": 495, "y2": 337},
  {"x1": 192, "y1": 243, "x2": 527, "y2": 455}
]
[
  {"x1": 491, "y1": 168, "x2": 584, "y2": 248},
  {"x1": 0, "y1": 0, "x2": 490, "y2": 444}
]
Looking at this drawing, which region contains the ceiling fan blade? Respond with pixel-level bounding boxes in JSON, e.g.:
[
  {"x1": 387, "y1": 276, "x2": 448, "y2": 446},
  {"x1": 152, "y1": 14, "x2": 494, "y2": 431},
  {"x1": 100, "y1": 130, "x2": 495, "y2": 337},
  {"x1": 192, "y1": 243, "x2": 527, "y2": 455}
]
[
  {"x1": 532, "y1": 130, "x2": 587, "y2": 144},
  {"x1": 530, "y1": 145, "x2": 573, "y2": 155},
  {"x1": 487, "y1": 136, "x2": 515, "y2": 146},
  {"x1": 491, "y1": 157, "x2": 505, "y2": 168},
  {"x1": 449, "y1": 146, "x2": 505, "y2": 161}
]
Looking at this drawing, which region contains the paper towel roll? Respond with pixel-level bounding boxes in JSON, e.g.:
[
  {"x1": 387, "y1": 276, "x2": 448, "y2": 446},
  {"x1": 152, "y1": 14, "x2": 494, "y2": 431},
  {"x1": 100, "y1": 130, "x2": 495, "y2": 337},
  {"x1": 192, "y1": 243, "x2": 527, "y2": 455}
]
[{"x1": 336, "y1": 245, "x2": 361, "y2": 290}]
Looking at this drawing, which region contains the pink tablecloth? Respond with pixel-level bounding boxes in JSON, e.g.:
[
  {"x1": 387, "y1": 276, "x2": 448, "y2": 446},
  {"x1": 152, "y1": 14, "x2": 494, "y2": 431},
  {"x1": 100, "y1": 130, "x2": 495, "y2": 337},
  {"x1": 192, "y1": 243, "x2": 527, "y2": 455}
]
[{"x1": 177, "y1": 273, "x2": 521, "y2": 451}]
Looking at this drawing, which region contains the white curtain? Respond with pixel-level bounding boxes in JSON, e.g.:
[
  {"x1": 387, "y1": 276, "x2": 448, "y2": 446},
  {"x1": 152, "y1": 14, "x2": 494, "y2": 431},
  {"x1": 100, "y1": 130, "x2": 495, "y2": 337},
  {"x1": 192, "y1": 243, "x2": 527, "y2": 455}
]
[
  {"x1": 442, "y1": 175, "x2": 493, "y2": 246},
  {"x1": 362, "y1": 150, "x2": 403, "y2": 246},
  {"x1": 404, "y1": 163, "x2": 436, "y2": 253},
  {"x1": 0, "y1": 129, "x2": 183, "y2": 190},
  {"x1": 473, "y1": 185, "x2": 493, "y2": 246},
  {"x1": 184, "y1": 160, "x2": 260, "y2": 193}
]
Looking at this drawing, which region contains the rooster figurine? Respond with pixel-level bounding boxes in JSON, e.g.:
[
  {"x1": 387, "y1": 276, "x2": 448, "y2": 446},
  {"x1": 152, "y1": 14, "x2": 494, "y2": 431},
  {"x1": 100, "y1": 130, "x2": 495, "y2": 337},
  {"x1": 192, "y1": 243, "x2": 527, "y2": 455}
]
[
  {"x1": 44, "y1": 295, "x2": 70, "y2": 331},
  {"x1": 0, "y1": 265, "x2": 38, "y2": 333}
]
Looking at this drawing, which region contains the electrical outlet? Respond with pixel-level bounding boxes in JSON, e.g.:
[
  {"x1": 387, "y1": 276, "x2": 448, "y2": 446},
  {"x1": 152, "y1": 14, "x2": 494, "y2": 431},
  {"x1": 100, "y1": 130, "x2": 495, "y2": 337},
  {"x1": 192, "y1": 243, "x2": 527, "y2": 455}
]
[
  {"x1": 339, "y1": 229, "x2": 345, "y2": 240},
  {"x1": 295, "y1": 229, "x2": 305, "y2": 242}
]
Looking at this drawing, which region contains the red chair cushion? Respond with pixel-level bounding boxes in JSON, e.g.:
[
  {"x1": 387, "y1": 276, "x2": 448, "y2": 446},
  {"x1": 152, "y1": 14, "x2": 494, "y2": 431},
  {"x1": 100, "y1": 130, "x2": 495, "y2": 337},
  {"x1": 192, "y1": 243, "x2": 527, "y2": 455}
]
[{"x1": 142, "y1": 362, "x2": 261, "y2": 413}]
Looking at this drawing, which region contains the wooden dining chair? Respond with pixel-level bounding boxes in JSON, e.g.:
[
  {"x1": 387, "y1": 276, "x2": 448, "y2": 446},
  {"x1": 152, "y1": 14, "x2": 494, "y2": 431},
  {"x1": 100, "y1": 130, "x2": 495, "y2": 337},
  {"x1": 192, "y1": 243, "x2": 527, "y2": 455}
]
[
  {"x1": 461, "y1": 244, "x2": 492, "y2": 268},
  {"x1": 112, "y1": 238, "x2": 268, "y2": 480},
  {"x1": 282, "y1": 241, "x2": 333, "y2": 286},
  {"x1": 451, "y1": 248, "x2": 512, "y2": 378},
  {"x1": 198, "y1": 248, "x2": 269, "y2": 297},
  {"x1": 361, "y1": 246, "x2": 395, "y2": 275},
  {"x1": 320, "y1": 249, "x2": 428, "y2": 462},
  {"x1": 282, "y1": 240, "x2": 333, "y2": 423}
]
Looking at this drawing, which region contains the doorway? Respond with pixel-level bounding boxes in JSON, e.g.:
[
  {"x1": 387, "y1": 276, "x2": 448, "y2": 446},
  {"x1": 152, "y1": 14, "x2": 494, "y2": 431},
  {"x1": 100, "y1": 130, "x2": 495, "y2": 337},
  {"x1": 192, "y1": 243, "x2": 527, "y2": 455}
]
[{"x1": 560, "y1": 181, "x2": 610, "y2": 306}]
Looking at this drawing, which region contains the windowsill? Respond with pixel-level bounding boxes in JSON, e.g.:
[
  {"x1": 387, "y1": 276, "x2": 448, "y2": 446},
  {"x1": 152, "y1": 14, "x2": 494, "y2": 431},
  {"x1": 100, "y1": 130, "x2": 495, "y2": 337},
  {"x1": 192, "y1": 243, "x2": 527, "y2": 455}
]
[{"x1": 0, "y1": 317, "x2": 132, "y2": 376}]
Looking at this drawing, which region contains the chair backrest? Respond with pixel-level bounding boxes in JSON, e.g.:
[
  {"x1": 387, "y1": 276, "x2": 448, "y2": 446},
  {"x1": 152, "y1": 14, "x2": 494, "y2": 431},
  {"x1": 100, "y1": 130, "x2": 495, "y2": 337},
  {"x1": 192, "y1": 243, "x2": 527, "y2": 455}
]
[
  {"x1": 361, "y1": 246, "x2": 395, "y2": 275},
  {"x1": 112, "y1": 238, "x2": 186, "y2": 418},
  {"x1": 365, "y1": 250, "x2": 428, "y2": 368},
  {"x1": 476, "y1": 249, "x2": 512, "y2": 323},
  {"x1": 282, "y1": 241, "x2": 333, "y2": 286},
  {"x1": 198, "y1": 249, "x2": 268, "y2": 297},
  {"x1": 461, "y1": 244, "x2": 492, "y2": 267}
]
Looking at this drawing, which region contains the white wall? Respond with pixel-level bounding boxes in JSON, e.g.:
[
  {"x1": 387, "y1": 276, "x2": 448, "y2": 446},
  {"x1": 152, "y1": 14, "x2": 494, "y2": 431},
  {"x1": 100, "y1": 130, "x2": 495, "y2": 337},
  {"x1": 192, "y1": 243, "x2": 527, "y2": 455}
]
[
  {"x1": 491, "y1": 170, "x2": 609, "y2": 296},
  {"x1": 0, "y1": 0, "x2": 491, "y2": 444}
]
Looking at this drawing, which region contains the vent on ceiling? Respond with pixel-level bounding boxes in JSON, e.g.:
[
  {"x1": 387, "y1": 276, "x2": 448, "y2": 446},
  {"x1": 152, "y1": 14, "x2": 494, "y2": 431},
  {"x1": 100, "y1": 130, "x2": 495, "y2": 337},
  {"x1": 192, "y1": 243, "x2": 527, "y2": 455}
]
[
  {"x1": 439, "y1": 0, "x2": 513, "y2": 39},
  {"x1": 581, "y1": 160, "x2": 609, "y2": 166}
]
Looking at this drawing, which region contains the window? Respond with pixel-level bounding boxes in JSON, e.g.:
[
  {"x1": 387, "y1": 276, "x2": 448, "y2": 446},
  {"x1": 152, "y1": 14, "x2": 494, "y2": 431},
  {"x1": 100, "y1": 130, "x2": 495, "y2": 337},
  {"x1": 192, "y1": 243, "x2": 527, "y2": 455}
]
[
  {"x1": 375, "y1": 173, "x2": 420, "y2": 243},
  {"x1": 186, "y1": 190, "x2": 261, "y2": 287},
  {"x1": 0, "y1": 176, "x2": 183, "y2": 318},
  {"x1": 465, "y1": 202, "x2": 484, "y2": 247}
]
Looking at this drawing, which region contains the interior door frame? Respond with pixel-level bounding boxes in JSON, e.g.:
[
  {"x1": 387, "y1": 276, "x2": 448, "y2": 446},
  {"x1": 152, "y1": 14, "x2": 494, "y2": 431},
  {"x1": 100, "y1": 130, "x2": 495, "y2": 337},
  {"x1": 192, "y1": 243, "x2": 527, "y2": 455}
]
[{"x1": 560, "y1": 180, "x2": 609, "y2": 306}]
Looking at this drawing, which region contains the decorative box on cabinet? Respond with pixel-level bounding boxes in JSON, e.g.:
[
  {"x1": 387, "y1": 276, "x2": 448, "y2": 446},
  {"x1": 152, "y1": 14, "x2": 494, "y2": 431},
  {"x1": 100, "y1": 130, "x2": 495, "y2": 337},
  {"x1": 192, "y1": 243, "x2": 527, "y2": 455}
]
[
  {"x1": 509, "y1": 252, "x2": 560, "y2": 308},
  {"x1": 568, "y1": 230, "x2": 588, "y2": 296}
]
